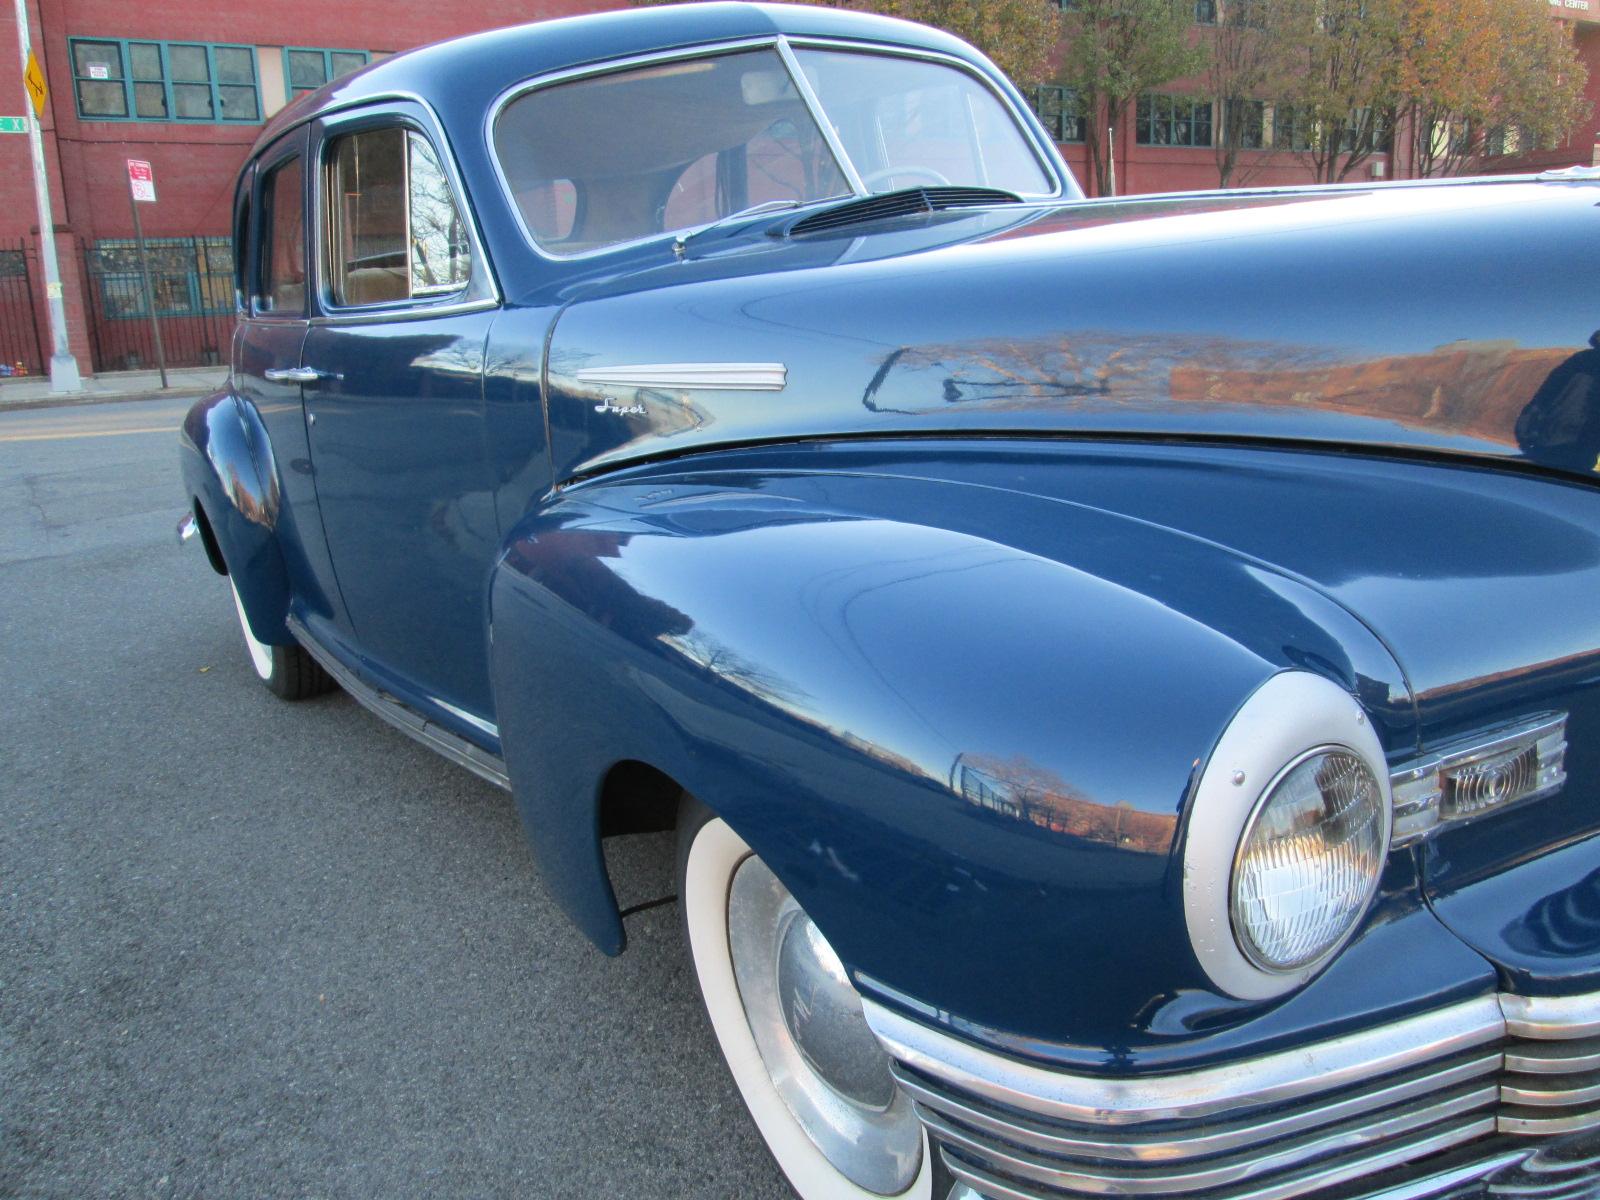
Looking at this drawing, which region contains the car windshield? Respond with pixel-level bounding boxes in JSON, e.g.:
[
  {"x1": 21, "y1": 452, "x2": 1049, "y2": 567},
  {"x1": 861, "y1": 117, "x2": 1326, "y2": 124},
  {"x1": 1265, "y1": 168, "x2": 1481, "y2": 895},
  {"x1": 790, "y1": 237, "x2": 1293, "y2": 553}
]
[{"x1": 492, "y1": 45, "x2": 1054, "y2": 257}]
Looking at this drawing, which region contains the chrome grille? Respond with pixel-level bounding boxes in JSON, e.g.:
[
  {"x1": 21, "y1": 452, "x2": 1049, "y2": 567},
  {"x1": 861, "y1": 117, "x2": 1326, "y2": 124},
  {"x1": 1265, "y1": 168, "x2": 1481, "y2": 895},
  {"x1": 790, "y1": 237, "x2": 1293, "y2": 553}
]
[
  {"x1": 864, "y1": 988, "x2": 1600, "y2": 1200},
  {"x1": 1502, "y1": 993, "x2": 1600, "y2": 1137}
]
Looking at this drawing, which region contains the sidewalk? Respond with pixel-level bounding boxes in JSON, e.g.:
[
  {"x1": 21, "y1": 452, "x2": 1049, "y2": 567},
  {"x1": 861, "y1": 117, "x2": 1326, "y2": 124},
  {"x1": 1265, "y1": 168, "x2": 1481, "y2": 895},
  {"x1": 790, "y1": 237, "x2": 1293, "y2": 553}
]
[{"x1": 0, "y1": 365, "x2": 228, "y2": 411}]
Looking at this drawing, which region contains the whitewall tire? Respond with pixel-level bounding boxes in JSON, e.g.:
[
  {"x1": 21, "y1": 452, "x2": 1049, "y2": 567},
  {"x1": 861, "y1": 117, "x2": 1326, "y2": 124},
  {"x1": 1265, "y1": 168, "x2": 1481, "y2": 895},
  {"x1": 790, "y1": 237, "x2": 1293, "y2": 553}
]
[
  {"x1": 228, "y1": 579, "x2": 333, "y2": 701},
  {"x1": 678, "y1": 798, "x2": 937, "y2": 1200}
]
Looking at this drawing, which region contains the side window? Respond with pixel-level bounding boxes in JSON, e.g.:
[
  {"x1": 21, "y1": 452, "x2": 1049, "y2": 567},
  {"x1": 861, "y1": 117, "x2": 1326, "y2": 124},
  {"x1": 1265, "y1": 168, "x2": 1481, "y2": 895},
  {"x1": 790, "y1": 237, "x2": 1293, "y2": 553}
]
[
  {"x1": 257, "y1": 156, "x2": 306, "y2": 315},
  {"x1": 324, "y1": 125, "x2": 472, "y2": 307}
]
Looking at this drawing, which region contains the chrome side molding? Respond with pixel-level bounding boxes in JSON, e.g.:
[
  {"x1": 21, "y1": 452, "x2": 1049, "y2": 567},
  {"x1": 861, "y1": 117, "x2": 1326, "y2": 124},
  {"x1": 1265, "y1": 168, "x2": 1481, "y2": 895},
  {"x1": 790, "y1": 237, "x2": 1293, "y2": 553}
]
[
  {"x1": 285, "y1": 613, "x2": 510, "y2": 791},
  {"x1": 573, "y1": 362, "x2": 788, "y2": 391}
]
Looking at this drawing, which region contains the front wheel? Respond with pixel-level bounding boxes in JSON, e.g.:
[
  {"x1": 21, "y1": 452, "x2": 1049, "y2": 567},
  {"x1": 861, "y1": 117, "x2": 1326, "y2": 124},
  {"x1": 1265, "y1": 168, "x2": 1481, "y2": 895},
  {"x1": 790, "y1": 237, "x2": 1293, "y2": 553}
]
[
  {"x1": 677, "y1": 796, "x2": 939, "y2": 1200},
  {"x1": 228, "y1": 580, "x2": 332, "y2": 700}
]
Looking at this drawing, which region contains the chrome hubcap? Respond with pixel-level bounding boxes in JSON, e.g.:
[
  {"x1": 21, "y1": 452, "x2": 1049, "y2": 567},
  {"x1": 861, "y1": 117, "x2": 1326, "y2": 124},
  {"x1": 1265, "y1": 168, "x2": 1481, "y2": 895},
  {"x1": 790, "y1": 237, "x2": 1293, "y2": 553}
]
[{"x1": 728, "y1": 854, "x2": 922, "y2": 1194}]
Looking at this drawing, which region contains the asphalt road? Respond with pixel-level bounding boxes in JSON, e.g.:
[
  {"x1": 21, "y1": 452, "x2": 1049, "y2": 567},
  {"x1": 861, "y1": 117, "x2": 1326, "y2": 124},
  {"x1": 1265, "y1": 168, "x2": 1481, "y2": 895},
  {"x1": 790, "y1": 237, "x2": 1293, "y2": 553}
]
[{"x1": 0, "y1": 397, "x2": 788, "y2": 1199}]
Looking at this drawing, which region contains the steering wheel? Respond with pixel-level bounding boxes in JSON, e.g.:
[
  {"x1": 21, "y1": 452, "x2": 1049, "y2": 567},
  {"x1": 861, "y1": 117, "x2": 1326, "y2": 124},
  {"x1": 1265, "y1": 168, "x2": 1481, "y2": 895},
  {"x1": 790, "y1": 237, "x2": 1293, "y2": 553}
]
[{"x1": 860, "y1": 165, "x2": 953, "y2": 191}]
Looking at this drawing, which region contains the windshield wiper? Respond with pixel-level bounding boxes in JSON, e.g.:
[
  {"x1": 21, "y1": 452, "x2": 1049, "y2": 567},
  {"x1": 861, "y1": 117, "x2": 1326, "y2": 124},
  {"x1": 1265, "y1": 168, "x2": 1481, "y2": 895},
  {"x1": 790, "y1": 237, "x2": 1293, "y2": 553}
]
[{"x1": 673, "y1": 198, "x2": 831, "y2": 257}]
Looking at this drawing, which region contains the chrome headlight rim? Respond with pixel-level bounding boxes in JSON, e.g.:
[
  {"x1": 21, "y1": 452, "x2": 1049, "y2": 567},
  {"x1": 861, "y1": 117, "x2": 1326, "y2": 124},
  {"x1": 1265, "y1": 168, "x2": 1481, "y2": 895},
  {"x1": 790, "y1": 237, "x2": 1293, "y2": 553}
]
[{"x1": 1182, "y1": 671, "x2": 1393, "y2": 1002}]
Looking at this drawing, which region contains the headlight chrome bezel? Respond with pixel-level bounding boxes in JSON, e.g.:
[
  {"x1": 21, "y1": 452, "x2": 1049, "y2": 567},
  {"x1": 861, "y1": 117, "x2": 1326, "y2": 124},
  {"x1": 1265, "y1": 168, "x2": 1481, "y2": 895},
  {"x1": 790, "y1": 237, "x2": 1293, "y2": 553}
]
[{"x1": 1182, "y1": 672, "x2": 1393, "y2": 1002}]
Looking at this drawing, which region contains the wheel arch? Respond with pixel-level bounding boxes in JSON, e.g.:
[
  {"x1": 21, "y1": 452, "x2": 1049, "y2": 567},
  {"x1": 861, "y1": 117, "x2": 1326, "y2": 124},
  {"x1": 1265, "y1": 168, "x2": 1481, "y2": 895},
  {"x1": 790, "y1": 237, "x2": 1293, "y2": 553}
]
[{"x1": 178, "y1": 387, "x2": 295, "y2": 644}]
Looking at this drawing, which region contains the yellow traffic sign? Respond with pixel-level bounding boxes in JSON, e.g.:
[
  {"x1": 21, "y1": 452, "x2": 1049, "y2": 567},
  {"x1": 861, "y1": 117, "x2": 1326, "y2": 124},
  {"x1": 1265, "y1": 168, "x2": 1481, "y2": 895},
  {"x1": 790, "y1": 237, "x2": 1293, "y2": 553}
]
[{"x1": 23, "y1": 51, "x2": 47, "y2": 119}]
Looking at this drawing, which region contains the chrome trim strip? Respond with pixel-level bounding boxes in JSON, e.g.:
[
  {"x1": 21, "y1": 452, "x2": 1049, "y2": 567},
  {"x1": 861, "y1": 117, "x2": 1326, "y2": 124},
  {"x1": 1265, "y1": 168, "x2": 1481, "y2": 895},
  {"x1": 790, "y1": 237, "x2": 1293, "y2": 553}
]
[
  {"x1": 573, "y1": 362, "x2": 788, "y2": 392},
  {"x1": 775, "y1": 36, "x2": 867, "y2": 196},
  {"x1": 921, "y1": 1089, "x2": 1498, "y2": 1195},
  {"x1": 1500, "y1": 1107, "x2": 1600, "y2": 1136},
  {"x1": 863, "y1": 995, "x2": 1505, "y2": 1126},
  {"x1": 306, "y1": 94, "x2": 502, "y2": 321},
  {"x1": 1502, "y1": 992, "x2": 1600, "y2": 1041},
  {"x1": 1505, "y1": 1043, "x2": 1600, "y2": 1074},
  {"x1": 1502, "y1": 1079, "x2": 1600, "y2": 1108},
  {"x1": 941, "y1": 1120, "x2": 1499, "y2": 1200},
  {"x1": 285, "y1": 613, "x2": 510, "y2": 790},
  {"x1": 892, "y1": 1053, "x2": 1501, "y2": 1164}
]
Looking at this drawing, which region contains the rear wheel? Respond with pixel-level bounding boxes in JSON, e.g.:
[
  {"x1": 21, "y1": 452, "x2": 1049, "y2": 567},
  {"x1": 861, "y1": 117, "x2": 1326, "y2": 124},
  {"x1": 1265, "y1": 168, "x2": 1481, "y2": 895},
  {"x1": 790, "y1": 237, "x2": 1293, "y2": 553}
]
[
  {"x1": 228, "y1": 579, "x2": 332, "y2": 700},
  {"x1": 677, "y1": 795, "x2": 939, "y2": 1200}
]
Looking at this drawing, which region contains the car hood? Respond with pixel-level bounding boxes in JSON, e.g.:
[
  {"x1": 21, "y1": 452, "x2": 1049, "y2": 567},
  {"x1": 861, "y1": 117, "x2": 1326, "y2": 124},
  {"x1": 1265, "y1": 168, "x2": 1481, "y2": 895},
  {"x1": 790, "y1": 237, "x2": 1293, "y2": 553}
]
[{"x1": 544, "y1": 177, "x2": 1600, "y2": 487}]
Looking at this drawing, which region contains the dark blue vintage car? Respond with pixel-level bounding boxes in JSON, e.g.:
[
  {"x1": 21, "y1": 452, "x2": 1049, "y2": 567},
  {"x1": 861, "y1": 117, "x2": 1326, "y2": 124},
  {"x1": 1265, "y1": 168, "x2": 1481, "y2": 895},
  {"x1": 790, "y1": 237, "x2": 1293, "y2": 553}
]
[{"x1": 176, "y1": 3, "x2": 1600, "y2": 1198}]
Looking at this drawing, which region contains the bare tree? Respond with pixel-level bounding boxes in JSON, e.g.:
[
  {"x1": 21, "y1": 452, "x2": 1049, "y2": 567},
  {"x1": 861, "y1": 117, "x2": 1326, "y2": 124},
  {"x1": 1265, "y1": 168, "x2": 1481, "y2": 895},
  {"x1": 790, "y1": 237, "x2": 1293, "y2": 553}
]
[
  {"x1": 1055, "y1": 0, "x2": 1209, "y2": 196},
  {"x1": 1276, "y1": 0, "x2": 1400, "y2": 184},
  {"x1": 1206, "y1": 0, "x2": 1299, "y2": 187}
]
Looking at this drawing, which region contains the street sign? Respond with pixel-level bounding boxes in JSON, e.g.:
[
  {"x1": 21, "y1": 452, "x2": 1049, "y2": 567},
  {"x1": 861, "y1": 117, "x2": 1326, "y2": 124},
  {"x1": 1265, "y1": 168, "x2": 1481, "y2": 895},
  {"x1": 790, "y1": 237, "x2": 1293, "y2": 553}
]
[
  {"x1": 23, "y1": 51, "x2": 47, "y2": 119},
  {"x1": 0, "y1": 117, "x2": 27, "y2": 134},
  {"x1": 126, "y1": 159, "x2": 156, "y2": 204}
]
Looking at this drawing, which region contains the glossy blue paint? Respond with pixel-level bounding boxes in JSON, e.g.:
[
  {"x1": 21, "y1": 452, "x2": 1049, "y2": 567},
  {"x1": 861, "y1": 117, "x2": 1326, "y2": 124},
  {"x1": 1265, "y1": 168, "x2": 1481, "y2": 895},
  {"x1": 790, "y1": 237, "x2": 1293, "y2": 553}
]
[
  {"x1": 178, "y1": 388, "x2": 292, "y2": 642},
  {"x1": 174, "y1": 1, "x2": 1600, "y2": 1076},
  {"x1": 543, "y1": 182, "x2": 1600, "y2": 487},
  {"x1": 487, "y1": 439, "x2": 1427, "y2": 1045},
  {"x1": 299, "y1": 313, "x2": 501, "y2": 721}
]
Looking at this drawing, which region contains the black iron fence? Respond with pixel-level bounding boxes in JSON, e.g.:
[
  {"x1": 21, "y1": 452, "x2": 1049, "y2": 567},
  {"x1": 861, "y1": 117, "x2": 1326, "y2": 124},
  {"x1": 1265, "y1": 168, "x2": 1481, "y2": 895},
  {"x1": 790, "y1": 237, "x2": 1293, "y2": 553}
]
[
  {"x1": 0, "y1": 239, "x2": 47, "y2": 378},
  {"x1": 81, "y1": 235, "x2": 237, "y2": 373}
]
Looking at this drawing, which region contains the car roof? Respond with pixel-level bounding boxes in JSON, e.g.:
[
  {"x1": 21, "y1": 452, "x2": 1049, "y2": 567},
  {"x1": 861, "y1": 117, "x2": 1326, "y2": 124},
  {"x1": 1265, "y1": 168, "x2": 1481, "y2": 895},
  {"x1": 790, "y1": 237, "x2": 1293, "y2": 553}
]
[{"x1": 251, "y1": 1, "x2": 982, "y2": 156}]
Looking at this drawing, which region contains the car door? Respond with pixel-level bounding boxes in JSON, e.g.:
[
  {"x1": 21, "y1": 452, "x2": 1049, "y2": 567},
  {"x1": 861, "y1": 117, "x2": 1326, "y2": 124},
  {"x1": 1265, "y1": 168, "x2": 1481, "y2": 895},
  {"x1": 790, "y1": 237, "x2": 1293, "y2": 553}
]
[
  {"x1": 298, "y1": 101, "x2": 502, "y2": 736},
  {"x1": 231, "y1": 128, "x2": 355, "y2": 636}
]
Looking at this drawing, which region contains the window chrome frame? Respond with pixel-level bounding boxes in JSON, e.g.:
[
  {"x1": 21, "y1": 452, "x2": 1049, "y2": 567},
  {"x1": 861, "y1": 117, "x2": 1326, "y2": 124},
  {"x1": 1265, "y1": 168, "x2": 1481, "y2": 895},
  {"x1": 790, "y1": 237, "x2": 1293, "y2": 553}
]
[
  {"x1": 482, "y1": 34, "x2": 1070, "y2": 265},
  {"x1": 306, "y1": 97, "x2": 499, "y2": 326}
]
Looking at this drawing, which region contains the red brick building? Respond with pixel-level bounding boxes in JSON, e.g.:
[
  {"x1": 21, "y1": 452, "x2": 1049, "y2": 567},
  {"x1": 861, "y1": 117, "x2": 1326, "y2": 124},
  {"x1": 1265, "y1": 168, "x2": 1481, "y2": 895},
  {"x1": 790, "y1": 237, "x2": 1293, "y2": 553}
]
[
  {"x1": 0, "y1": 0, "x2": 1595, "y2": 377},
  {"x1": 1040, "y1": 0, "x2": 1600, "y2": 196}
]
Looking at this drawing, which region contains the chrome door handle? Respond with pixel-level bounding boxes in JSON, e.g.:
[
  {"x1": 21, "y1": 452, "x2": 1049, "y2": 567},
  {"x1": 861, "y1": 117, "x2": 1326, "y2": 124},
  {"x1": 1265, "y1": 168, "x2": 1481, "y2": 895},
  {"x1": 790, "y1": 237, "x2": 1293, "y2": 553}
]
[{"x1": 265, "y1": 366, "x2": 339, "y2": 383}]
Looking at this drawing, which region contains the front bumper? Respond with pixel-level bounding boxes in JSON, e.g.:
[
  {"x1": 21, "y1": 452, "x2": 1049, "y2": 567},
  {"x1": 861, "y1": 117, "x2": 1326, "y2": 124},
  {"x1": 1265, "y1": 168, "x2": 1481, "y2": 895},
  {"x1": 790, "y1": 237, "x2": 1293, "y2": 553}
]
[{"x1": 864, "y1": 988, "x2": 1600, "y2": 1200}]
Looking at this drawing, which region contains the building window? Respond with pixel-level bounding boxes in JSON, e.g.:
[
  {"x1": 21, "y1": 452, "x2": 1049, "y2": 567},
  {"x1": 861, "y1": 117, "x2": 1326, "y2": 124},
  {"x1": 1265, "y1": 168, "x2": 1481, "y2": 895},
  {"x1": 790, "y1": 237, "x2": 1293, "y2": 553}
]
[
  {"x1": 1223, "y1": 98, "x2": 1265, "y2": 149},
  {"x1": 70, "y1": 39, "x2": 259, "y2": 122},
  {"x1": 87, "y1": 236, "x2": 234, "y2": 318},
  {"x1": 1137, "y1": 94, "x2": 1213, "y2": 147},
  {"x1": 284, "y1": 48, "x2": 370, "y2": 99},
  {"x1": 1195, "y1": 0, "x2": 1219, "y2": 23},
  {"x1": 1272, "y1": 103, "x2": 1316, "y2": 151},
  {"x1": 1032, "y1": 85, "x2": 1085, "y2": 143}
]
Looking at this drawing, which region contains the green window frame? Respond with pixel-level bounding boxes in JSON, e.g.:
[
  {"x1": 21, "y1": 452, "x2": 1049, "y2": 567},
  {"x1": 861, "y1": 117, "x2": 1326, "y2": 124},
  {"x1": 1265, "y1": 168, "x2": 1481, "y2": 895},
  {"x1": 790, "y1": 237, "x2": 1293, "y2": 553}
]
[
  {"x1": 69, "y1": 38, "x2": 260, "y2": 123},
  {"x1": 88, "y1": 236, "x2": 235, "y2": 319},
  {"x1": 283, "y1": 48, "x2": 370, "y2": 99}
]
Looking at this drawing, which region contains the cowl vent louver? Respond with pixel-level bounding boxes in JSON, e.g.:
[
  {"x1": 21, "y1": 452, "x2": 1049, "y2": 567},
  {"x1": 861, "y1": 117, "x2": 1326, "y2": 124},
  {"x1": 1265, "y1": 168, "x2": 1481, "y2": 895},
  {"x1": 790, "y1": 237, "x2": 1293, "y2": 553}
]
[{"x1": 787, "y1": 187, "x2": 1020, "y2": 237}]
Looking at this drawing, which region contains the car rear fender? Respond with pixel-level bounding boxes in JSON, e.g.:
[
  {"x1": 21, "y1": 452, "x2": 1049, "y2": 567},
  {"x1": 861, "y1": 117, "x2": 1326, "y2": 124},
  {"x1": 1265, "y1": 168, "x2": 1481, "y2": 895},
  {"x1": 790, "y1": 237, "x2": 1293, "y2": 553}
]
[{"x1": 178, "y1": 387, "x2": 294, "y2": 645}]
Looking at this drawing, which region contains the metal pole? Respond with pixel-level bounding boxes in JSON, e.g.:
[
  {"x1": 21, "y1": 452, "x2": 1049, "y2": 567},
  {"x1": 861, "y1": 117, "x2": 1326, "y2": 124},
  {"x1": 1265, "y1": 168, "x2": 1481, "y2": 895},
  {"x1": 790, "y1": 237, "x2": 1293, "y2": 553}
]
[
  {"x1": 127, "y1": 181, "x2": 168, "y2": 388},
  {"x1": 1107, "y1": 124, "x2": 1117, "y2": 197},
  {"x1": 13, "y1": 0, "x2": 82, "y2": 391}
]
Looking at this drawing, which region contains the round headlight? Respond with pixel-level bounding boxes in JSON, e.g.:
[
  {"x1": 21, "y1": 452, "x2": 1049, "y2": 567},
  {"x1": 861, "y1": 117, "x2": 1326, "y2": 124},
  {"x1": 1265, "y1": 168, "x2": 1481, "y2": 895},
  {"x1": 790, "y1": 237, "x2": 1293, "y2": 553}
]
[
  {"x1": 1182, "y1": 672, "x2": 1393, "y2": 1001},
  {"x1": 1232, "y1": 748, "x2": 1387, "y2": 972}
]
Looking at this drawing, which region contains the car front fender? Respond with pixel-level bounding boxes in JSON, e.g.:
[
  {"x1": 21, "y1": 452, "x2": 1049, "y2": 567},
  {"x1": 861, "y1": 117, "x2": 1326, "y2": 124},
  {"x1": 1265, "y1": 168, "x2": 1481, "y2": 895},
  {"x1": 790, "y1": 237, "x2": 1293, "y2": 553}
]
[{"x1": 487, "y1": 445, "x2": 1415, "y2": 1046}]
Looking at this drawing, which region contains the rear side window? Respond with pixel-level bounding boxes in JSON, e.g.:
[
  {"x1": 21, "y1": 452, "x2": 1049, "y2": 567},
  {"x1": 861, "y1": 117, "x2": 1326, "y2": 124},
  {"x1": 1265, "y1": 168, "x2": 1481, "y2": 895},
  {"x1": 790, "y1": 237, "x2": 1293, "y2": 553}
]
[
  {"x1": 258, "y1": 156, "x2": 306, "y2": 314},
  {"x1": 324, "y1": 126, "x2": 472, "y2": 307}
]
